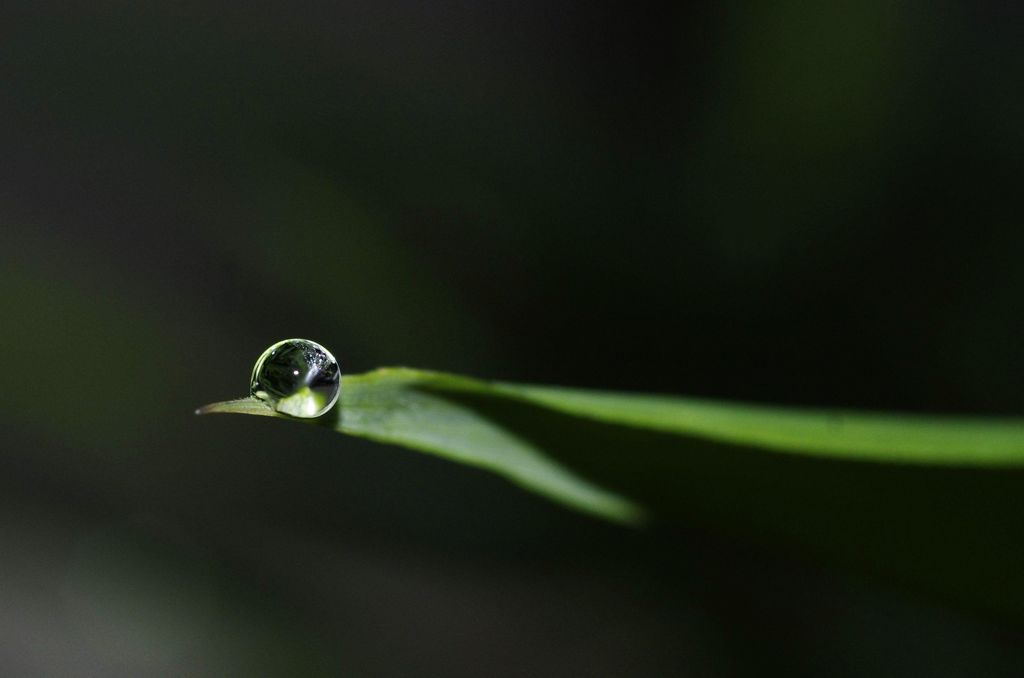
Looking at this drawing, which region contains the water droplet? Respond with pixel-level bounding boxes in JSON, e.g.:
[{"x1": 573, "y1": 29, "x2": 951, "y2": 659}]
[{"x1": 249, "y1": 339, "x2": 340, "y2": 418}]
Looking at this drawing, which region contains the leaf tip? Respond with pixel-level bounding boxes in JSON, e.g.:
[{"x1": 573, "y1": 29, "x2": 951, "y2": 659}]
[{"x1": 194, "y1": 397, "x2": 278, "y2": 418}]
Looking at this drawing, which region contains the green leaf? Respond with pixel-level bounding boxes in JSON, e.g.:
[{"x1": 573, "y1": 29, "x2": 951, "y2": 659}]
[{"x1": 198, "y1": 367, "x2": 1024, "y2": 621}]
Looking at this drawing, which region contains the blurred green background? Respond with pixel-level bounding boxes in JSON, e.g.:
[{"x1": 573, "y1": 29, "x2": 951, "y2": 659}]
[{"x1": 1, "y1": 1, "x2": 1023, "y2": 675}]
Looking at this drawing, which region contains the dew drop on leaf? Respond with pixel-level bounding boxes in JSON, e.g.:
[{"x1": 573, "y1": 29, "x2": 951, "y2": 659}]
[{"x1": 249, "y1": 339, "x2": 340, "y2": 418}]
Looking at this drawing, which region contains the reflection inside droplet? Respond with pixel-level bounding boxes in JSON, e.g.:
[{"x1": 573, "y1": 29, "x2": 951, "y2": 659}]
[{"x1": 249, "y1": 339, "x2": 340, "y2": 418}]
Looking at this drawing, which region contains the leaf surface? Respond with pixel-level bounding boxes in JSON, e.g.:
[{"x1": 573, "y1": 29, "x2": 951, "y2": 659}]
[{"x1": 199, "y1": 367, "x2": 1024, "y2": 621}]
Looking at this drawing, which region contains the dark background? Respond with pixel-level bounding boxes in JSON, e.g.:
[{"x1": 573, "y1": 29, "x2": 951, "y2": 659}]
[{"x1": 1, "y1": 2, "x2": 1023, "y2": 675}]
